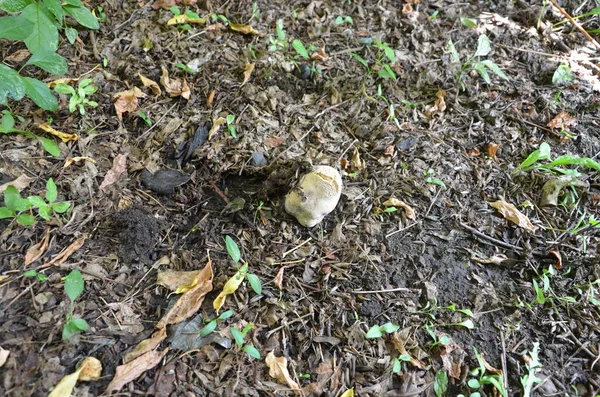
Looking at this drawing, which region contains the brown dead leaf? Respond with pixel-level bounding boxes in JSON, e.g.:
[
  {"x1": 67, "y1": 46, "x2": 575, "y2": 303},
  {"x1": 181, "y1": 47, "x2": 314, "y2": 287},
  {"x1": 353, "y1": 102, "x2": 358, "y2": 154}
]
[
  {"x1": 490, "y1": 200, "x2": 537, "y2": 232},
  {"x1": 105, "y1": 349, "x2": 170, "y2": 394},
  {"x1": 383, "y1": 145, "x2": 395, "y2": 157},
  {"x1": 265, "y1": 352, "x2": 301, "y2": 392},
  {"x1": 63, "y1": 156, "x2": 96, "y2": 168},
  {"x1": 113, "y1": 87, "x2": 146, "y2": 121},
  {"x1": 229, "y1": 23, "x2": 260, "y2": 36},
  {"x1": 209, "y1": 117, "x2": 227, "y2": 139},
  {"x1": 351, "y1": 148, "x2": 366, "y2": 171},
  {"x1": 469, "y1": 251, "x2": 508, "y2": 265},
  {"x1": 157, "y1": 269, "x2": 205, "y2": 292},
  {"x1": 139, "y1": 73, "x2": 161, "y2": 96},
  {"x1": 383, "y1": 198, "x2": 416, "y2": 220},
  {"x1": 0, "y1": 346, "x2": 9, "y2": 367},
  {"x1": 49, "y1": 357, "x2": 102, "y2": 397},
  {"x1": 38, "y1": 123, "x2": 78, "y2": 142},
  {"x1": 241, "y1": 62, "x2": 255, "y2": 85},
  {"x1": 391, "y1": 332, "x2": 426, "y2": 369},
  {"x1": 5, "y1": 49, "x2": 31, "y2": 63},
  {"x1": 469, "y1": 148, "x2": 481, "y2": 156},
  {"x1": 439, "y1": 339, "x2": 466, "y2": 379},
  {"x1": 424, "y1": 89, "x2": 446, "y2": 118},
  {"x1": 156, "y1": 259, "x2": 213, "y2": 328},
  {"x1": 265, "y1": 135, "x2": 285, "y2": 148},
  {"x1": 25, "y1": 229, "x2": 50, "y2": 266},
  {"x1": 549, "y1": 250, "x2": 562, "y2": 269},
  {"x1": 123, "y1": 327, "x2": 167, "y2": 364},
  {"x1": 160, "y1": 66, "x2": 190, "y2": 99},
  {"x1": 311, "y1": 46, "x2": 329, "y2": 62},
  {"x1": 547, "y1": 111, "x2": 577, "y2": 130},
  {"x1": 206, "y1": 22, "x2": 225, "y2": 32},
  {"x1": 274, "y1": 267, "x2": 284, "y2": 290},
  {"x1": 206, "y1": 89, "x2": 216, "y2": 107},
  {"x1": 42, "y1": 235, "x2": 86, "y2": 269},
  {"x1": 167, "y1": 14, "x2": 206, "y2": 26},
  {"x1": 99, "y1": 153, "x2": 128, "y2": 193},
  {"x1": 402, "y1": 3, "x2": 413, "y2": 13},
  {"x1": 0, "y1": 175, "x2": 33, "y2": 195},
  {"x1": 487, "y1": 143, "x2": 500, "y2": 161}
]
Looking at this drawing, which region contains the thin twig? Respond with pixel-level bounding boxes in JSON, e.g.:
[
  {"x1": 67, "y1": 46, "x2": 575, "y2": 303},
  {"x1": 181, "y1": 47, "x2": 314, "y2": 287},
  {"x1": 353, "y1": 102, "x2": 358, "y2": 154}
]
[
  {"x1": 350, "y1": 287, "x2": 421, "y2": 294},
  {"x1": 459, "y1": 222, "x2": 524, "y2": 252},
  {"x1": 548, "y1": 0, "x2": 600, "y2": 51}
]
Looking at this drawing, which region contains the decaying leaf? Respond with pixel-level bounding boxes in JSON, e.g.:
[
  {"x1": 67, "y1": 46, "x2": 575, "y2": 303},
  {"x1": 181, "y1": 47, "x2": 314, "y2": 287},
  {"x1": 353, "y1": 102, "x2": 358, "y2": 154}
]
[
  {"x1": 539, "y1": 175, "x2": 588, "y2": 207},
  {"x1": 547, "y1": 111, "x2": 577, "y2": 130},
  {"x1": 274, "y1": 267, "x2": 284, "y2": 290},
  {"x1": 0, "y1": 175, "x2": 33, "y2": 195},
  {"x1": 99, "y1": 153, "x2": 128, "y2": 193},
  {"x1": 208, "y1": 117, "x2": 227, "y2": 139},
  {"x1": 0, "y1": 347, "x2": 9, "y2": 367},
  {"x1": 241, "y1": 63, "x2": 255, "y2": 85},
  {"x1": 265, "y1": 352, "x2": 301, "y2": 392},
  {"x1": 489, "y1": 200, "x2": 537, "y2": 232},
  {"x1": 167, "y1": 14, "x2": 206, "y2": 26},
  {"x1": 160, "y1": 66, "x2": 191, "y2": 99},
  {"x1": 469, "y1": 251, "x2": 508, "y2": 265},
  {"x1": 157, "y1": 269, "x2": 206, "y2": 292},
  {"x1": 25, "y1": 229, "x2": 50, "y2": 265},
  {"x1": 265, "y1": 135, "x2": 285, "y2": 148},
  {"x1": 139, "y1": 74, "x2": 161, "y2": 96},
  {"x1": 63, "y1": 156, "x2": 96, "y2": 168},
  {"x1": 113, "y1": 87, "x2": 146, "y2": 121},
  {"x1": 339, "y1": 388, "x2": 354, "y2": 397},
  {"x1": 213, "y1": 265, "x2": 246, "y2": 312},
  {"x1": 206, "y1": 89, "x2": 216, "y2": 107},
  {"x1": 105, "y1": 349, "x2": 169, "y2": 394},
  {"x1": 43, "y1": 235, "x2": 87, "y2": 268},
  {"x1": 549, "y1": 250, "x2": 562, "y2": 269},
  {"x1": 487, "y1": 143, "x2": 500, "y2": 161},
  {"x1": 38, "y1": 123, "x2": 78, "y2": 142},
  {"x1": 48, "y1": 77, "x2": 78, "y2": 88},
  {"x1": 49, "y1": 357, "x2": 102, "y2": 397},
  {"x1": 391, "y1": 332, "x2": 426, "y2": 369},
  {"x1": 156, "y1": 260, "x2": 213, "y2": 328},
  {"x1": 351, "y1": 148, "x2": 366, "y2": 171},
  {"x1": 311, "y1": 46, "x2": 329, "y2": 62},
  {"x1": 383, "y1": 198, "x2": 416, "y2": 220},
  {"x1": 425, "y1": 90, "x2": 446, "y2": 118},
  {"x1": 229, "y1": 23, "x2": 260, "y2": 36},
  {"x1": 123, "y1": 327, "x2": 167, "y2": 364},
  {"x1": 439, "y1": 339, "x2": 466, "y2": 379}
]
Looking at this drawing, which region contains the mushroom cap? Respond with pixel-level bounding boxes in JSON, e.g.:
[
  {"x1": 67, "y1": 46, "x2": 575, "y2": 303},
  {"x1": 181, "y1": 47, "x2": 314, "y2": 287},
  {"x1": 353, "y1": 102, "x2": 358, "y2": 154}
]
[{"x1": 284, "y1": 165, "x2": 342, "y2": 227}]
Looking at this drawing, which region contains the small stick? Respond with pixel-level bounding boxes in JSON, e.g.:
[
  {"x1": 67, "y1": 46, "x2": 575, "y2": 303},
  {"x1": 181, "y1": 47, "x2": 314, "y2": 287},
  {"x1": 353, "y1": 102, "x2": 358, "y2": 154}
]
[
  {"x1": 459, "y1": 222, "x2": 524, "y2": 252},
  {"x1": 548, "y1": 0, "x2": 600, "y2": 51},
  {"x1": 350, "y1": 287, "x2": 421, "y2": 294},
  {"x1": 283, "y1": 238, "x2": 312, "y2": 257}
]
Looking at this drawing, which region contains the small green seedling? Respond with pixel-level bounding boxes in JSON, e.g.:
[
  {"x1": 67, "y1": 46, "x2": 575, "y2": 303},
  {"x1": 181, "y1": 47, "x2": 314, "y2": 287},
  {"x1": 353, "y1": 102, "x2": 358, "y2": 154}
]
[
  {"x1": 225, "y1": 236, "x2": 262, "y2": 294},
  {"x1": 434, "y1": 370, "x2": 449, "y2": 397},
  {"x1": 425, "y1": 325, "x2": 452, "y2": 349},
  {"x1": 350, "y1": 40, "x2": 397, "y2": 80},
  {"x1": 231, "y1": 324, "x2": 261, "y2": 359},
  {"x1": 447, "y1": 34, "x2": 508, "y2": 90},
  {"x1": 199, "y1": 309, "x2": 234, "y2": 337},
  {"x1": 552, "y1": 64, "x2": 574, "y2": 85},
  {"x1": 460, "y1": 17, "x2": 477, "y2": 28},
  {"x1": 24, "y1": 269, "x2": 48, "y2": 282},
  {"x1": 392, "y1": 354, "x2": 412, "y2": 374},
  {"x1": 365, "y1": 322, "x2": 400, "y2": 339},
  {"x1": 517, "y1": 142, "x2": 600, "y2": 176},
  {"x1": 27, "y1": 178, "x2": 71, "y2": 221},
  {"x1": 138, "y1": 111, "x2": 152, "y2": 126},
  {"x1": 0, "y1": 110, "x2": 60, "y2": 156},
  {"x1": 521, "y1": 342, "x2": 542, "y2": 397},
  {"x1": 269, "y1": 19, "x2": 288, "y2": 52},
  {"x1": 424, "y1": 169, "x2": 447, "y2": 189},
  {"x1": 96, "y1": 6, "x2": 107, "y2": 23},
  {"x1": 458, "y1": 347, "x2": 507, "y2": 397},
  {"x1": 176, "y1": 62, "x2": 196, "y2": 74},
  {"x1": 291, "y1": 39, "x2": 309, "y2": 59},
  {"x1": 62, "y1": 269, "x2": 89, "y2": 341},
  {"x1": 335, "y1": 16, "x2": 353, "y2": 25},
  {"x1": 54, "y1": 78, "x2": 99, "y2": 115},
  {"x1": 226, "y1": 114, "x2": 237, "y2": 138}
]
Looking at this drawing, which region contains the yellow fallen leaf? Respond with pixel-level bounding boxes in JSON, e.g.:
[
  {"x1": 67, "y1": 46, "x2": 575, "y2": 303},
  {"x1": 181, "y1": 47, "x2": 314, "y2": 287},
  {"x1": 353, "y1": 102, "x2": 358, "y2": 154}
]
[
  {"x1": 339, "y1": 389, "x2": 354, "y2": 397},
  {"x1": 229, "y1": 23, "x2": 260, "y2": 36},
  {"x1": 241, "y1": 62, "x2": 255, "y2": 85},
  {"x1": 48, "y1": 357, "x2": 102, "y2": 397},
  {"x1": 38, "y1": 123, "x2": 77, "y2": 142},
  {"x1": 0, "y1": 276, "x2": 9, "y2": 282},
  {"x1": 383, "y1": 198, "x2": 416, "y2": 220},
  {"x1": 489, "y1": 200, "x2": 537, "y2": 232},
  {"x1": 213, "y1": 264, "x2": 247, "y2": 312},
  {"x1": 139, "y1": 73, "x2": 161, "y2": 96},
  {"x1": 63, "y1": 156, "x2": 96, "y2": 168},
  {"x1": 265, "y1": 352, "x2": 301, "y2": 391},
  {"x1": 167, "y1": 14, "x2": 206, "y2": 26},
  {"x1": 47, "y1": 77, "x2": 77, "y2": 88},
  {"x1": 157, "y1": 269, "x2": 204, "y2": 293},
  {"x1": 208, "y1": 117, "x2": 227, "y2": 139}
]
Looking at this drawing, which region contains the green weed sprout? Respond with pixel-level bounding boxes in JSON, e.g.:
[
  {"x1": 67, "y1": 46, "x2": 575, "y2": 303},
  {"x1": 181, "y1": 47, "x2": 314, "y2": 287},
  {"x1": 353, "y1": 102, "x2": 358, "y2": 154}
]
[
  {"x1": 54, "y1": 78, "x2": 99, "y2": 115},
  {"x1": 62, "y1": 269, "x2": 89, "y2": 341},
  {"x1": 231, "y1": 324, "x2": 261, "y2": 359},
  {"x1": 225, "y1": 236, "x2": 262, "y2": 294}
]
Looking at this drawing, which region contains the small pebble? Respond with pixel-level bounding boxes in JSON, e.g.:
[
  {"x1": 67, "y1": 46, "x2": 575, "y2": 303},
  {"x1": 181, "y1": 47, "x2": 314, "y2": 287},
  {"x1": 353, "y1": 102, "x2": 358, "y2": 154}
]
[{"x1": 251, "y1": 151, "x2": 268, "y2": 167}]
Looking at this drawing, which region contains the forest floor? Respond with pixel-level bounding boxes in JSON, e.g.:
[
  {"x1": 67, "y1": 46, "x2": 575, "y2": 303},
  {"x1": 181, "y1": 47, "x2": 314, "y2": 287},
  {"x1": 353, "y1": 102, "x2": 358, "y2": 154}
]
[{"x1": 2, "y1": 0, "x2": 600, "y2": 396}]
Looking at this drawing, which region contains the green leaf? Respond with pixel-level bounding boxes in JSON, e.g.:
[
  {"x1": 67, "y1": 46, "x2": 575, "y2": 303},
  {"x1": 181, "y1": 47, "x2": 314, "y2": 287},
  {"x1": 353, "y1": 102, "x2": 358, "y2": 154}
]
[
  {"x1": 457, "y1": 319, "x2": 475, "y2": 329},
  {"x1": 1, "y1": 112, "x2": 15, "y2": 132},
  {"x1": 0, "y1": 0, "x2": 33, "y2": 13},
  {"x1": 226, "y1": 114, "x2": 235, "y2": 124},
  {"x1": 247, "y1": 273, "x2": 262, "y2": 295},
  {"x1": 62, "y1": 318, "x2": 88, "y2": 340},
  {"x1": 447, "y1": 39, "x2": 460, "y2": 63},
  {"x1": 350, "y1": 52, "x2": 369, "y2": 68},
  {"x1": 552, "y1": 64, "x2": 573, "y2": 85},
  {"x1": 51, "y1": 201, "x2": 70, "y2": 213},
  {"x1": 43, "y1": 0, "x2": 65, "y2": 21},
  {"x1": 54, "y1": 83, "x2": 75, "y2": 95},
  {"x1": 380, "y1": 322, "x2": 400, "y2": 333},
  {"x1": 230, "y1": 327, "x2": 244, "y2": 346},
  {"x1": 275, "y1": 18, "x2": 285, "y2": 40},
  {"x1": 70, "y1": 317, "x2": 89, "y2": 331},
  {"x1": 473, "y1": 62, "x2": 491, "y2": 83},
  {"x1": 434, "y1": 370, "x2": 448, "y2": 397},
  {"x1": 65, "y1": 26, "x2": 77, "y2": 44},
  {"x1": 292, "y1": 39, "x2": 309, "y2": 59},
  {"x1": 241, "y1": 323, "x2": 254, "y2": 335},
  {"x1": 21, "y1": 2, "x2": 59, "y2": 53},
  {"x1": 5, "y1": 186, "x2": 31, "y2": 212},
  {"x1": 169, "y1": 6, "x2": 180, "y2": 15},
  {"x1": 392, "y1": 358, "x2": 402, "y2": 373},
  {"x1": 468, "y1": 378, "x2": 481, "y2": 389},
  {"x1": 382, "y1": 44, "x2": 395, "y2": 63},
  {"x1": 378, "y1": 64, "x2": 396, "y2": 79},
  {"x1": 225, "y1": 236, "x2": 241, "y2": 263},
  {"x1": 365, "y1": 325, "x2": 383, "y2": 339},
  {"x1": 439, "y1": 335, "x2": 452, "y2": 345},
  {"x1": 25, "y1": 50, "x2": 68, "y2": 75},
  {"x1": 519, "y1": 142, "x2": 550, "y2": 168},
  {"x1": 474, "y1": 34, "x2": 491, "y2": 57},
  {"x1": 45, "y1": 178, "x2": 57, "y2": 203},
  {"x1": 480, "y1": 60, "x2": 508, "y2": 80},
  {"x1": 218, "y1": 309, "x2": 234, "y2": 320},
  {"x1": 24, "y1": 269, "x2": 38, "y2": 277},
  {"x1": 64, "y1": 269, "x2": 84, "y2": 302},
  {"x1": 22, "y1": 76, "x2": 58, "y2": 111},
  {"x1": 199, "y1": 320, "x2": 217, "y2": 337},
  {"x1": 63, "y1": 4, "x2": 100, "y2": 29},
  {"x1": 460, "y1": 17, "x2": 477, "y2": 28},
  {"x1": 16, "y1": 213, "x2": 36, "y2": 225},
  {"x1": 0, "y1": 64, "x2": 26, "y2": 104},
  {"x1": 546, "y1": 155, "x2": 600, "y2": 171},
  {"x1": 27, "y1": 195, "x2": 46, "y2": 208},
  {"x1": 335, "y1": 16, "x2": 343, "y2": 25},
  {"x1": 243, "y1": 344, "x2": 261, "y2": 359},
  {"x1": 36, "y1": 135, "x2": 60, "y2": 156},
  {"x1": 38, "y1": 204, "x2": 51, "y2": 220},
  {"x1": 0, "y1": 207, "x2": 13, "y2": 219},
  {"x1": 0, "y1": 15, "x2": 34, "y2": 40},
  {"x1": 398, "y1": 353, "x2": 412, "y2": 361}
]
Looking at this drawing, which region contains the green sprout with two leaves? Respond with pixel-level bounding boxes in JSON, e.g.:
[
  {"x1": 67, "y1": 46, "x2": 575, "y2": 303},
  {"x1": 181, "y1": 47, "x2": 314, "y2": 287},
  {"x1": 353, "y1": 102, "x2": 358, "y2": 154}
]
[
  {"x1": 350, "y1": 39, "x2": 397, "y2": 81},
  {"x1": 62, "y1": 269, "x2": 89, "y2": 341},
  {"x1": 225, "y1": 235, "x2": 262, "y2": 295},
  {"x1": 517, "y1": 142, "x2": 600, "y2": 176},
  {"x1": 0, "y1": 178, "x2": 70, "y2": 226},
  {"x1": 458, "y1": 347, "x2": 507, "y2": 397},
  {"x1": 365, "y1": 322, "x2": 412, "y2": 374},
  {"x1": 54, "y1": 78, "x2": 98, "y2": 115},
  {"x1": 231, "y1": 323, "x2": 261, "y2": 359}
]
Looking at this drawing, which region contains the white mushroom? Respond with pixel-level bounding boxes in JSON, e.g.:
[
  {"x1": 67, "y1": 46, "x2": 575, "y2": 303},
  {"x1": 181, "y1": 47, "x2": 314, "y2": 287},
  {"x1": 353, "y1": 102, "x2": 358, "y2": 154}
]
[{"x1": 284, "y1": 165, "x2": 342, "y2": 227}]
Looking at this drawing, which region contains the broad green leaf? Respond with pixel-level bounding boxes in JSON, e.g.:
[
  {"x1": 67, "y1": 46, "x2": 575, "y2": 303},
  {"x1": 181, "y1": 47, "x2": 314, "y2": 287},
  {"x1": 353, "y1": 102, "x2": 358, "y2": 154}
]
[
  {"x1": 43, "y1": 0, "x2": 65, "y2": 21},
  {"x1": 552, "y1": 64, "x2": 573, "y2": 85},
  {"x1": 225, "y1": 236, "x2": 241, "y2": 263},
  {"x1": 519, "y1": 142, "x2": 551, "y2": 169},
  {"x1": 247, "y1": 273, "x2": 261, "y2": 294},
  {"x1": 38, "y1": 204, "x2": 51, "y2": 220},
  {"x1": 199, "y1": 320, "x2": 217, "y2": 337},
  {"x1": 21, "y1": 2, "x2": 59, "y2": 53},
  {"x1": 365, "y1": 325, "x2": 382, "y2": 339},
  {"x1": 226, "y1": 114, "x2": 235, "y2": 124},
  {"x1": 4, "y1": 185, "x2": 31, "y2": 211},
  {"x1": 292, "y1": 39, "x2": 309, "y2": 59},
  {"x1": 63, "y1": 4, "x2": 100, "y2": 29},
  {"x1": 36, "y1": 135, "x2": 60, "y2": 156},
  {"x1": 434, "y1": 370, "x2": 448, "y2": 397},
  {"x1": 468, "y1": 378, "x2": 481, "y2": 389},
  {"x1": 382, "y1": 44, "x2": 395, "y2": 63},
  {"x1": 218, "y1": 309, "x2": 234, "y2": 320},
  {"x1": 378, "y1": 64, "x2": 396, "y2": 79},
  {"x1": 54, "y1": 83, "x2": 75, "y2": 95},
  {"x1": 0, "y1": 64, "x2": 26, "y2": 104},
  {"x1": 0, "y1": 15, "x2": 33, "y2": 40},
  {"x1": 350, "y1": 52, "x2": 369, "y2": 68},
  {"x1": 26, "y1": 195, "x2": 46, "y2": 207},
  {"x1": 64, "y1": 269, "x2": 84, "y2": 302},
  {"x1": 243, "y1": 344, "x2": 261, "y2": 359},
  {"x1": 230, "y1": 327, "x2": 244, "y2": 346},
  {"x1": 546, "y1": 155, "x2": 600, "y2": 171},
  {"x1": 0, "y1": 0, "x2": 33, "y2": 12},
  {"x1": 392, "y1": 358, "x2": 401, "y2": 373},
  {"x1": 1, "y1": 112, "x2": 14, "y2": 132},
  {"x1": 460, "y1": 17, "x2": 477, "y2": 28},
  {"x1": 25, "y1": 50, "x2": 68, "y2": 75},
  {"x1": 480, "y1": 59, "x2": 508, "y2": 80},
  {"x1": 16, "y1": 213, "x2": 36, "y2": 225},
  {"x1": 275, "y1": 18, "x2": 285, "y2": 40},
  {"x1": 457, "y1": 319, "x2": 475, "y2": 329},
  {"x1": 70, "y1": 317, "x2": 89, "y2": 330},
  {"x1": 335, "y1": 16, "x2": 343, "y2": 25},
  {"x1": 380, "y1": 322, "x2": 400, "y2": 333},
  {"x1": 447, "y1": 39, "x2": 460, "y2": 63},
  {"x1": 65, "y1": 26, "x2": 77, "y2": 44},
  {"x1": 62, "y1": 318, "x2": 88, "y2": 340},
  {"x1": 51, "y1": 201, "x2": 70, "y2": 213},
  {"x1": 474, "y1": 34, "x2": 491, "y2": 57},
  {"x1": 45, "y1": 177, "x2": 57, "y2": 203},
  {"x1": 22, "y1": 76, "x2": 58, "y2": 111},
  {"x1": 23, "y1": 269, "x2": 38, "y2": 277},
  {"x1": 0, "y1": 207, "x2": 13, "y2": 218},
  {"x1": 473, "y1": 62, "x2": 491, "y2": 83}
]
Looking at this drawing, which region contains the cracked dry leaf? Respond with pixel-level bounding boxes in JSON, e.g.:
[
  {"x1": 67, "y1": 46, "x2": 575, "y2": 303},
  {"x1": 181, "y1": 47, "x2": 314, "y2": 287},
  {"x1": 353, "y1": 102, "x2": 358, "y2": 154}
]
[
  {"x1": 38, "y1": 123, "x2": 77, "y2": 142},
  {"x1": 425, "y1": 89, "x2": 446, "y2": 118},
  {"x1": 113, "y1": 87, "x2": 146, "y2": 121},
  {"x1": 160, "y1": 66, "x2": 191, "y2": 99},
  {"x1": 547, "y1": 111, "x2": 577, "y2": 130},
  {"x1": 213, "y1": 264, "x2": 247, "y2": 312},
  {"x1": 25, "y1": 229, "x2": 50, "y2": 265},
  {"x1": 383, "y1": 198, "x2": 416, "y2": 220},
  {"x1": 105, "y1": 349, "x2": 169, "y2": 394},
  {"x1": 229, "y1": 23, "x2": 260, "y2": 36},
  {"x1": 139, "y1": 73, "x2": 161, "y2": 96},
  {"x1": 48, "y1": 357, "x2": 102, "y2": 397},
  {"x1": 489, "y1": 200, "x2": 537, "y2": 232},
  {"x1": 265, "y1": 352, "x2": 301, "y2": 392},
  {"x1": 241, "y1": 62, "x2": 255, "y2": 85},
  {"x1": 99, "y1": 153, "x2": 128, "y2": 193}
]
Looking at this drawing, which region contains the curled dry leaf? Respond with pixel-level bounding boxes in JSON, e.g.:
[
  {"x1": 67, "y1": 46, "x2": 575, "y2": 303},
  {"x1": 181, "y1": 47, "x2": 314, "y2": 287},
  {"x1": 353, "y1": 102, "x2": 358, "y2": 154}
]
[
  {"x1": 38, "y1": 123, "x2": 78, "y2": 142},
  {"x1": 547, "y1": 111, "x2": 577, "y2": 130},
  {"x1": 383, "y1": 198, "x2": 416, "y2": 220},
  {"x1": 139, "y1": 73, "x2": 161, "y2": 96},
  {"x1": 489, "y1": 200, "x2": 537, "y2": 232},
  {"x1": 208, "y1": 117, "x2": 227, "y2": 139},
  {"x1": 0, "y1": 346, "x2": 9, "y2": 367},
  {"x1": 241, "y1": 62, "x2": 255, "y2": 86},
  {"x1": 391, "y1": 332, "x2": 426, "y2": 369},
  {"x1": 24, "y1": 229, "x2": 50, "y2": 265},
  {"x1": 160, "y1": 66, "x2": 191, "y2": 99},
  {"x1": 99, "y1": 153, "x2": 128, "y2": 193},
  {"x1": 487, "y1": 143, "x2": 500, "y2": 161},
  {"x1": 351, "y1": 148, "x2": 366, "y2": 171},
  {"x1": 105, "y1": 349, "x2": 169, "y2": 394},
  {"x1": 549, "y1": 250, "x2": 562, "y2": 269},
  {"x1": 274, "y1": 267, "x2": 284, "y2": 290},
  {"x1": 48, "y1": 357, "x2": 102, "y2": 397},
  {"x1": 425, "y1": 89, "x2": 446, "y2": 118},
  {"x1": 265, "y1": 352, "x2": 301, "y2": 392},
  {"x1": 47, "y1": 77, "x2": 78, "y2": 88},
  {"x1": 213, "y1": 265, "x2": 246, "y2": 312},
  {"x1": 311, "y1": 46, "x2": 329, "y2": 62},
  {"x1": 43, "y1": 235, "x2": 87, "y2": 268},
  {"x1": 0, "y1": 175, "x2": 33, "y2": 195},
  {"x1": 229, "y1": 23, "x2": 260, "y2": 36},
  {"x1": 113, "y1": 87, "x2": 146, "y2": 121},
  {"x1": 63, "y1": 156, "x2": 96, "y2": 168}
]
